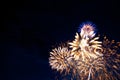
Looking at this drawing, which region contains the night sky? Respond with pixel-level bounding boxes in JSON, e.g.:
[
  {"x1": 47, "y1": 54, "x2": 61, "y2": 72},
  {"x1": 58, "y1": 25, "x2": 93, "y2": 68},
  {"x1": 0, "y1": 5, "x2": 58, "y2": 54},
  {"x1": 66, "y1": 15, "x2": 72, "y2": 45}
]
[{"x1": 3, "y1": 0, "x2": 120, "y2": 80}]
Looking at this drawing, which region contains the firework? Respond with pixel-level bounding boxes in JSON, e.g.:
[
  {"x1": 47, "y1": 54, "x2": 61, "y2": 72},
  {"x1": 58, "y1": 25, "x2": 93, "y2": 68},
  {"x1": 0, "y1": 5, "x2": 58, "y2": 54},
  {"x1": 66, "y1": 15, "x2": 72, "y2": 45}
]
[
  {"x1": 49, "y1": 47, "x2": 72, "y2": 74},
  {"x1": 49, "y1": 22, "x2": 120, "y2": 80}
]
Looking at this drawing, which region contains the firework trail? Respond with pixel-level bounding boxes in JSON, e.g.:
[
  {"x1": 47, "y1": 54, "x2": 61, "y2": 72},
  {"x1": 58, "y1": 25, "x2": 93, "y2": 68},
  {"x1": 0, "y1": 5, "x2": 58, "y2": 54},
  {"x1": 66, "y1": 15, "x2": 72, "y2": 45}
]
[{"x1": 49, "y1": 22, "x2": 120, "y2": 80}]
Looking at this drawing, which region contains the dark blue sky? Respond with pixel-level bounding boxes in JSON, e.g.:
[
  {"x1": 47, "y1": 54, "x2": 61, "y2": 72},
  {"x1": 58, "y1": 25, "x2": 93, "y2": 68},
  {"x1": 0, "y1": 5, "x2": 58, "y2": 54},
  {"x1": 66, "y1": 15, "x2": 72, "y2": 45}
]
[{"x1": 3, "y1": 0, "x2": 120, "y2": 80}]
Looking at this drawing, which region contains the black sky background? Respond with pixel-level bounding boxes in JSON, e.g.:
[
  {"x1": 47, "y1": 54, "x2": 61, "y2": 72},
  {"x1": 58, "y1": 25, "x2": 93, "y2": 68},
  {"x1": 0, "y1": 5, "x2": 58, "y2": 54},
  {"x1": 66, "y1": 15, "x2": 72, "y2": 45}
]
[{"x1": 3, "y1": 0, "x2": 120, "y2": 80}]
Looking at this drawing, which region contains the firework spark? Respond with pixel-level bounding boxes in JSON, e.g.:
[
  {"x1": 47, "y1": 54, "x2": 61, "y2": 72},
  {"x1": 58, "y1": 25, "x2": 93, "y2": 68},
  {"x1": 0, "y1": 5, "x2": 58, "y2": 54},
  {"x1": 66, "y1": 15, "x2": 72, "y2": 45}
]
[{"x1": 49, "y1": 22, "x2": 120, "y2": 80}]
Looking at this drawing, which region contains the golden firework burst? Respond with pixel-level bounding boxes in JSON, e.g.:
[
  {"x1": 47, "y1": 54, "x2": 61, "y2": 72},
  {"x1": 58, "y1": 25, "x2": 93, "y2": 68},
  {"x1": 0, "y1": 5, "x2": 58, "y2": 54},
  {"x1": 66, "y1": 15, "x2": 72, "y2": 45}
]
[
  {"x1": 49, "y1": 47, "x2": 72, "y2": 74},
  {"x1": 49, "y1": 22, "x2": 120, "y2": 80}
]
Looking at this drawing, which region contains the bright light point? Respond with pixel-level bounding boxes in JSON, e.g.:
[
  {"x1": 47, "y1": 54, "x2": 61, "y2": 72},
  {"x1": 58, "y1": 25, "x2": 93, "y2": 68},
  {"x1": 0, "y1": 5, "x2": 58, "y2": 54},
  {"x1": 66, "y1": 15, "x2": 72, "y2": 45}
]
[
  {"x1": 78, "y1": 21, "x2": 96, "y2": 39},
  {"x1": 78, "y1": 21, "x2": 96, "y2": 32}
]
